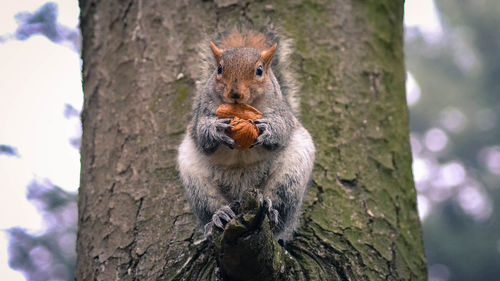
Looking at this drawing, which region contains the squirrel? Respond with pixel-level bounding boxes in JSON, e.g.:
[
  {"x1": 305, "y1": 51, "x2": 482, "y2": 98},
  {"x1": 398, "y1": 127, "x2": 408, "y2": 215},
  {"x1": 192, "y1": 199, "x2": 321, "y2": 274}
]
[{"x1": 177, "y1": 29, "x2": 315, "y2": 241}]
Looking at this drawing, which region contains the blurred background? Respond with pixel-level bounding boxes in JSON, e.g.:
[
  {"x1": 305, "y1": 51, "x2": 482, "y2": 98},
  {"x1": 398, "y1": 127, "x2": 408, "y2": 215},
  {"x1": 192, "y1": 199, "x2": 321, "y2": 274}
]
[{"x1": 0, "y1": 1, "x2": 498, "y2": 280}]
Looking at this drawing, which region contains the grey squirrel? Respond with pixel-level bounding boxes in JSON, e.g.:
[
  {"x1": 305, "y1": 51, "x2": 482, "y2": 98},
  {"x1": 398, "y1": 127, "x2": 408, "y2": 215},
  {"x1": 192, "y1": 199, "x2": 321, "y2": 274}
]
[{"x1": 177, "y1": 30, "x2": 315, "y2": 241}]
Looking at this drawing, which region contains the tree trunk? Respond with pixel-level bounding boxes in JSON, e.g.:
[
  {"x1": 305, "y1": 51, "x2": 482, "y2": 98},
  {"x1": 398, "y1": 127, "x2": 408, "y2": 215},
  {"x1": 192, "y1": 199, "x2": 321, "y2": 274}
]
[{"x1": 76, "y1": 0, "x2": 427, "y2": 280}]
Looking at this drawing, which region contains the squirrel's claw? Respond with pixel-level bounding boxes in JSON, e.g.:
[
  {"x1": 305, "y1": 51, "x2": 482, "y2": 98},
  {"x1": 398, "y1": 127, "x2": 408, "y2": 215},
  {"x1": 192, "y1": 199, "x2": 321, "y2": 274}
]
[
  {"x1": 220, "y1": 135, "x2": 235, "y2": 149},
  {"x1": 211, "y1": 205, "x2": 237, "y2": 230},
  {"x1": 254, "y1": 131, "x2": 271, "y2": 147},
  {"x1": 254, "y1": 120, "x2": 271, "y2": 146},
  {"x1": 204, "y1": 221, "x2": 214, "y2": 237},
  {"x1": 204, "y1": 203, "x2": 240, "y2": 237},
  {"x1": 215, "y1": 119, "x2": 235, "y2": 149},
  {"x1": 216, "y1": 118, "x2": 233, "y2": 131},
  {"x1": 254, "y1": 120, "x2": 269, "y2": 131},
  {"x1": 263, "y1": 198, "x2": 279, "y2": 229}
]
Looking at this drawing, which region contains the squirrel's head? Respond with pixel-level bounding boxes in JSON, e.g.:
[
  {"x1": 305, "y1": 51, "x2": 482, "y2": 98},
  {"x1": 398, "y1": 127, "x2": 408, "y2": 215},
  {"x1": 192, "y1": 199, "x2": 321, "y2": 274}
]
[{"x1": 210, "y1": 41, "x2": 277, "y2": 104}]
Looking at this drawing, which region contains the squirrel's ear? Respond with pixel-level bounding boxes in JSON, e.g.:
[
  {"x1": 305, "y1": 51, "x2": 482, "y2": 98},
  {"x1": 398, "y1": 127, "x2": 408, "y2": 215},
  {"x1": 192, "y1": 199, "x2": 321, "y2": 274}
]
[
  {"x1": 210, "y1": 41, "x2": 223, "y2": 63},
  {"x1": 261, "y1": 43, "x2": 277, "y2": 67}
]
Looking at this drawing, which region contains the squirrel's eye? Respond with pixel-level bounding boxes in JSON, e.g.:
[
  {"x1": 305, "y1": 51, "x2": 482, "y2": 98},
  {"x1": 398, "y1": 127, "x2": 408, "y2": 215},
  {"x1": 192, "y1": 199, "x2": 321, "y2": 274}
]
[
  {"x1": 217, "y1": 64, "x2": 223, "y2": 75},
  {"x1": 256, "y1": 65, "x2": 263, "y2": 77}
]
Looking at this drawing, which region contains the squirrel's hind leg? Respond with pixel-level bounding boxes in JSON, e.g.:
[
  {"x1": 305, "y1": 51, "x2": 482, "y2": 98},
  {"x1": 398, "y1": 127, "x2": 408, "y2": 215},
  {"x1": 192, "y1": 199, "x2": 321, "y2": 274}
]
[
  {"x1": 263, "y1": 127, "x2": 315, "y2": 241},
  {"x1": 177, "y1": 136, "x2": 229, "y2": 230}
]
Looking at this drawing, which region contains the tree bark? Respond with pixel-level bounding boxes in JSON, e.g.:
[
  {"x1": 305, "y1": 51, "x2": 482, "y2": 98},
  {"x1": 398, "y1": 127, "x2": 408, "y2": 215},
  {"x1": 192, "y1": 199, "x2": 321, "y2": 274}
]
[{"x1": 77, "y1": 0, "x2": 427, "y2": 280}]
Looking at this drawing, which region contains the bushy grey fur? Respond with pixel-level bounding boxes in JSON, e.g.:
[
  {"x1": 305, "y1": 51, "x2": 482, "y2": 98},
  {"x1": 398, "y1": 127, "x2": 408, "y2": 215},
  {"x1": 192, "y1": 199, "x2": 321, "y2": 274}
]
[{"x1": 177, "y1": 30, "x2": 315, "y2": 241}]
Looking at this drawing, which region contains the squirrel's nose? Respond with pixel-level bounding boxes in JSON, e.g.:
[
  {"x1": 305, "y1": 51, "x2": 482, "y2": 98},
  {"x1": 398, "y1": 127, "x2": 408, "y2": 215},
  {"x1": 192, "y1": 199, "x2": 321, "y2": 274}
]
[{"x1": 230, "y1": 92, "x2": 241, "y2": 99}]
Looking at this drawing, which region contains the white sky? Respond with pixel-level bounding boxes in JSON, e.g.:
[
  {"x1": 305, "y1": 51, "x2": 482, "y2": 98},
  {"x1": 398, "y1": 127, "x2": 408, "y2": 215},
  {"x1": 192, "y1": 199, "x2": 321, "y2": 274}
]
[
  {"x1": 404, "y1": 0, "x2": 443, "y2": 38},
  {"x1": 0, "y1": 0, "x2": 441, "y2": 280}
]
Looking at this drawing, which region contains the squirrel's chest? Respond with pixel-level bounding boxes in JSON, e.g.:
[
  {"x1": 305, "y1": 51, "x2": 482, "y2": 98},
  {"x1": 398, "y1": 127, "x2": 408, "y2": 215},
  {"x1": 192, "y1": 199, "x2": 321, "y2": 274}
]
[
  {"x1": 206, "y1": 147, "x2": 275, "y2": 200},
  {"x1": 210, "y1": 155, "x2": 273, "y2": 200},
  {"x1": 208, "y1": 146, "x2": 272, "y2": 167}
]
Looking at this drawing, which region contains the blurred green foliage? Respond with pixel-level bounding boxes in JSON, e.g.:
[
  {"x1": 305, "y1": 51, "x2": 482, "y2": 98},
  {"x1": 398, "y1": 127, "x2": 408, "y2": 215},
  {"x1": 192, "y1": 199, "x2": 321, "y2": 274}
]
[{"x1": 406, "y1": 0, "x2": 500, "y2": 280}]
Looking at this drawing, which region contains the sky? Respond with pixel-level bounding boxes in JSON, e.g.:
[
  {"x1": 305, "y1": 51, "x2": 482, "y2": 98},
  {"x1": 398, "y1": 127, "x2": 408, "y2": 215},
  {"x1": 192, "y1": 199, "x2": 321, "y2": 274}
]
[
  {"x1": 0, "y1": 0, "x2": 442, "y2": 280},
  {"x1": 0, "y1": 1, "x2": 81, "y2": 280}
]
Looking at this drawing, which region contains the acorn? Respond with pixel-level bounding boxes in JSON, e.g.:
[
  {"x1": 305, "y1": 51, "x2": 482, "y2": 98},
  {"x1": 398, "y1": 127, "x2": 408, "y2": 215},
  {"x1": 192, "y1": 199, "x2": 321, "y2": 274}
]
[{"x1": 216, "y1": 104, "x2": 263, "y2": 150}]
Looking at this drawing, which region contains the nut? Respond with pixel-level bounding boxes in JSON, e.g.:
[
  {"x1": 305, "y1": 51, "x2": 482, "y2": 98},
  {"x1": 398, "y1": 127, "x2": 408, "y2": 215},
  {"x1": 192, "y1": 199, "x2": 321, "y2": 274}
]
[
  {"x1": 228, "y1": 117, "x2": 259, "y2": 150},
  {"x1": 216, "y1": 104, "x2": 263, "y2": 120},
  {"x1": 216, "y1": 104, "x2": 263, "y2": 150}
]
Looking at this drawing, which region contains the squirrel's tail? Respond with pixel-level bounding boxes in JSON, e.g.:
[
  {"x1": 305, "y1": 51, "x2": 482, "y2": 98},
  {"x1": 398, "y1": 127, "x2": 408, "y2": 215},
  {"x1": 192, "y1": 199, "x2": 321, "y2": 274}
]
[{"x1": 196, "y1": 27, "x2": 300, "y2": 115}]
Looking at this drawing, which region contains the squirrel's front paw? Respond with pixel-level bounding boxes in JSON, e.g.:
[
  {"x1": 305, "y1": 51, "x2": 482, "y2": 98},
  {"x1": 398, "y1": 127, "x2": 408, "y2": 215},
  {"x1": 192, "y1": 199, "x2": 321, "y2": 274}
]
[
  {"x1": 253, "y1": 119, "x2": 272, "y2": 146},
  {"x1": 263, "y1": 198, "x2": 279, "y2": 229},
  {"x1": 215, "y1": 119, "x2": 235, "y2": 149},
  {"x1": 204, "y1": 203, "x2": 240, "y2": 237}
]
